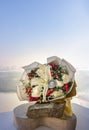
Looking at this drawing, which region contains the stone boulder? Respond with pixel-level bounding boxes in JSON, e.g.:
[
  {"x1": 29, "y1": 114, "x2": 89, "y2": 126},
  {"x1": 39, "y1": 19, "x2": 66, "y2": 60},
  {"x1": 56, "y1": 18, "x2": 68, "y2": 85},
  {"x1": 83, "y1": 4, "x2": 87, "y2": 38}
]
[{"x1": 26, "y1": 102, "x2": 66, "y2": 118}]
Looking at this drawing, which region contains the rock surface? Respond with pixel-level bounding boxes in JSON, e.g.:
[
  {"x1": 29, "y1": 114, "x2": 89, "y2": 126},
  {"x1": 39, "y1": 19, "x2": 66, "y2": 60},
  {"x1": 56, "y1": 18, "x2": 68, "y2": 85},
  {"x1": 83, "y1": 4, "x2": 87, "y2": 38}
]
[
  {"x1": 26, "y1": 102, "x2": 66, "y2": 118},
  {"x1": 13, "y1": 103, "x2": 77, "y2": 130}
]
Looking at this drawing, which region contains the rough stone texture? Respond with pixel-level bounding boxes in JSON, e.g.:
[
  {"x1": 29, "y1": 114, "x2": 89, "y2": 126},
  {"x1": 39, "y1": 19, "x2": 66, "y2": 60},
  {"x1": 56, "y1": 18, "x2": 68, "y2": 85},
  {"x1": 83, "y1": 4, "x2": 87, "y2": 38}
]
[
  {"x1": 13, "y1": 103, "x2": 77, "y2": 130},
  {"x1": 27, "y1": 102, "x2": 66, "y2": 118}
]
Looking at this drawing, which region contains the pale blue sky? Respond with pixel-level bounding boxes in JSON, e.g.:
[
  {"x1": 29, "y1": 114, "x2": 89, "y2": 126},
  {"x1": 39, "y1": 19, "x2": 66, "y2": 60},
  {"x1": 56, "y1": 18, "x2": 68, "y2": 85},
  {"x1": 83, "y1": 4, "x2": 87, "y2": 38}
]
[{"x1": 0, "y1": 0, "x2": 89, "y2": 69}]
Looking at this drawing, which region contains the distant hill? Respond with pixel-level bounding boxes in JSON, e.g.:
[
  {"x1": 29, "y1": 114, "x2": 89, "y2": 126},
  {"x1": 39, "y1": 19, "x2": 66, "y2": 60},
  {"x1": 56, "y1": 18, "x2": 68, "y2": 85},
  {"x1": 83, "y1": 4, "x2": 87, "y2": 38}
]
[{"x1": 0, "y1": 66, "x2": 22, "y2": 72}]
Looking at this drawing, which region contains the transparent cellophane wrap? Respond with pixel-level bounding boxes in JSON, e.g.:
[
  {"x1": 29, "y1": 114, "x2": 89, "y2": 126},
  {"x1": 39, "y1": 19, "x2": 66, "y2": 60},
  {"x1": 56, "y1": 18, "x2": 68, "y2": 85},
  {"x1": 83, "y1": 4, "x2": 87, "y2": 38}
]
[{"x1": 17, "y1": 56, "x2": 77, "y2": 117}]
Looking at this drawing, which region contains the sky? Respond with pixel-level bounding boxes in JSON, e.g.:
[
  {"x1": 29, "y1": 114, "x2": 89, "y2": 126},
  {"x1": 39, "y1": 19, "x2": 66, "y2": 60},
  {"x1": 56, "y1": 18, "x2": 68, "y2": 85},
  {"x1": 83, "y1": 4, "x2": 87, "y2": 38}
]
[{"x1": 0, "y1": 0, "x2": 89, "y2": 70}]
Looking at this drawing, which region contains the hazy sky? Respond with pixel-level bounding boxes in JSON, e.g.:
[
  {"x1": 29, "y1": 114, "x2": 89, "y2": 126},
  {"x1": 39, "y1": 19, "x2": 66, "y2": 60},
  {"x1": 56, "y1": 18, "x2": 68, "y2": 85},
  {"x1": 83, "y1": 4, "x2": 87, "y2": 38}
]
[{"x1": 0, "y1": 0, "x2": 89, "y2": 69}]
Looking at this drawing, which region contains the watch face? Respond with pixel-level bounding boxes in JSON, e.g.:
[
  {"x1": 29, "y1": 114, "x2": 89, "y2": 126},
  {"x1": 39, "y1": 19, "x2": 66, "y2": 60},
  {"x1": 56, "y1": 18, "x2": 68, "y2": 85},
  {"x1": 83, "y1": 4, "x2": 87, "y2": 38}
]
[{"x1": 48, "y1": 80, "x2": 56, "y2": 88}]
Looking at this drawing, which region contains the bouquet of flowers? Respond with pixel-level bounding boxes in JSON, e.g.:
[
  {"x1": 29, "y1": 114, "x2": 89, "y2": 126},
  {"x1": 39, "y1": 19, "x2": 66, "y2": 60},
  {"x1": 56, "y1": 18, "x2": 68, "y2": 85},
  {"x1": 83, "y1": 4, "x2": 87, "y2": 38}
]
[{"x1": 17, "y1": 56, "x2": 76, "y2": 103}]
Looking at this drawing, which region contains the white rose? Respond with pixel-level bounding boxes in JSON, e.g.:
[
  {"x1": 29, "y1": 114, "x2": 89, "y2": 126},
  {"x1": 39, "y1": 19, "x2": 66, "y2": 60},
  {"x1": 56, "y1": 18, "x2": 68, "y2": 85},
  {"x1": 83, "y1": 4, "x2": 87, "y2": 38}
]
[
  {"x1": 32, "y1": 86, "x2": 41, "y2": 97},
  {"x1": 31, "y1": 78, "x2": 43, "y2": 86},
  {"x1": 62, "y1": 74, "x2": 70, "y2": 84},
  {"x1": 36, "y1": 65, "x2": 52, "y2": 81},
  {"x1": 55, "y1": 80, "x2": 64, "y2": 87},
  {"x1": 51, "y1": 90, "x2": 64, "y2": 97}
]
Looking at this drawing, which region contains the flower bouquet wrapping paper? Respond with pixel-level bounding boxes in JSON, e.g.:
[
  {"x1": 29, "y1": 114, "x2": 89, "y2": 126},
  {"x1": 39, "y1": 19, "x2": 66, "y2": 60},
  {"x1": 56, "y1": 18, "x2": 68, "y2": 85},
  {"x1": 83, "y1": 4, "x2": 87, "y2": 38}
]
[{"x1": 17, "y1": 56, "x2": 77, "y2": 117}]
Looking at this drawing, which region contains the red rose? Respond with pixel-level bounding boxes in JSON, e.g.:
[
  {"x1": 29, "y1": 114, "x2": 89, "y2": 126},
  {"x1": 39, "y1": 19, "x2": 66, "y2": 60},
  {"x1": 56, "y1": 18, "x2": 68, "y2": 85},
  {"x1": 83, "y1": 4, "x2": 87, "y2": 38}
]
[
  {"x1": 65, "y1": 84, "x2": 69, "y2": 91},
  {"x1": 50, "y1": 71, "x2": 54, "y2": 76},
  {"x1": 46, "y1": 89, "x2": 54, "y2": 96},
  {"x1": 49, "y1": 62, "x2": 56, "y2": 67},
  {"x1": 27, "y1": 73, "x2": 31, "y2": 78},
  {"x1": 55, "y1": 74, "x2": 59, "y2": 78},
  {"x1": 26, "y1": 88, "x2": 32, "y2": 94},
  {"x1": 29, "y1": 96, "x2": 40, "y2": 101}
]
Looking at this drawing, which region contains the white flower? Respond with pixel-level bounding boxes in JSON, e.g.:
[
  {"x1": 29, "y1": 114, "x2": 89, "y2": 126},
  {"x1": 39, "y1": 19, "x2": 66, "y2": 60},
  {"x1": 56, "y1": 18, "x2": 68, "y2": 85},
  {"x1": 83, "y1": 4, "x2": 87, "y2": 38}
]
[
  {"x1": 62, "y1": 74, "x2": 70, "y2": 84},
  {"x1": 32, "y1": 85, "x2": 41, "y2": 97},
  {"x1": 55, "y1": 80, "x2": 64, "y2": 87},
  {"x1": 31, "y1": 78, "x2": 43, "y2": 86},
  {"x1": 31, "y1": 78, "x2": 43, "y2": 97},
  {"x1": 51, "y1": 90, "x2": 64, "y2": 97},
  {"x1": 33, "y1": 64, "x2": 52, "y2": 101},
  {"x1": 36, "y1": 65, "x2": 52, "y2": 82}
]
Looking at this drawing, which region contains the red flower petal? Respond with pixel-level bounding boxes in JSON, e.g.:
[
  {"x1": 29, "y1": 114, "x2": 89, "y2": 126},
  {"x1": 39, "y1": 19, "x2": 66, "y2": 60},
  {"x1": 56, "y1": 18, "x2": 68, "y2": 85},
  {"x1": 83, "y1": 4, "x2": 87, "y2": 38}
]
[
  {"x1": 26, "y1": 88, "x2": 32, "y2": 94},
  {"x1": 55, "y1": 74, "x2": 59, "y2": 78},
  {"x1": 49, "y1": 62, "x2": 56, "y2": 67},
  {"x1": 46, "y1": 89, "x2": 54, "y2": 96},
  {"x1": 51, "y1": 72, "x2": 54, "y2": 76},
  {"x1": 27, "y1": 73, "x2": 31, "y2": 78},
  {"x1": 29, "y1": 96, "x2": 40, "y2": 101},
  {"x1": 65, "y1": 84, "x2": 69, "y2": 91}
]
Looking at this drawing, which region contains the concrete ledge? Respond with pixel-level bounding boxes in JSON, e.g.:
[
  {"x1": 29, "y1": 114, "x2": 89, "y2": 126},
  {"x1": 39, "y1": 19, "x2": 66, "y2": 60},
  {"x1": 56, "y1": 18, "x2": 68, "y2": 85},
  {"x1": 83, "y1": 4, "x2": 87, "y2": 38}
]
[{"x1": 13, "y1": 103, "x2": 77, "y2": 130}]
